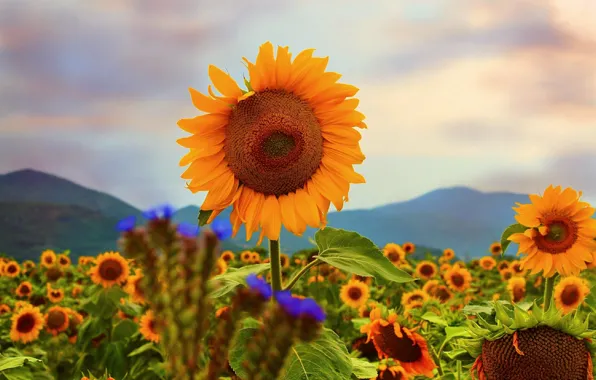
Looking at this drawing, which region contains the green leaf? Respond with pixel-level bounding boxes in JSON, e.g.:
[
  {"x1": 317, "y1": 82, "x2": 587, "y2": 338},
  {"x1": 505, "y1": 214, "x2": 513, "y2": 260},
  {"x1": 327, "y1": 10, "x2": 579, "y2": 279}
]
[
  {"x1": 315, "y1": 228, "x2": 414, "y2": 284},
  {"x1": 420, "y1": 312, "x2": 448, "y2": 327},
  {"x1": 462, "y1": 304, "x2": 494, "y2": 315},
  {"x1": 443, "y1": 348, "x2": 472, "y2": 361},
  {"x1": 103, "y1": 342, "x2": 127, "y2": 379},
  {"x1": 198, "y1": 210, "x2": 213, "y2": 226},
  {"x1": 111, "y1": 319, "x2": 138, "y2": 341},
  {"x1": 243, "y1": 76, "x2": 253, "y2": 92},
  {"x1": 0, "y1": 356, "x2": 42, "y2": 372},
  {"x1": 444, "y1": 326, "x2": 472, "y2": 341},
  {"x1": 351, "y1": 318, "x2": 370, "y2": 330},
  {"x1": 128, "y1": 342, "x2": 161, "y2": 357},
  {"x1": 500, "y1": 223, "x2": 527, "y2": 255},
  {"x1": 208, "y1": 263, "x2": 270, "y2": 298},
  {"x1": 350, "y1": 357, "x2": 377, "y2": 379}
]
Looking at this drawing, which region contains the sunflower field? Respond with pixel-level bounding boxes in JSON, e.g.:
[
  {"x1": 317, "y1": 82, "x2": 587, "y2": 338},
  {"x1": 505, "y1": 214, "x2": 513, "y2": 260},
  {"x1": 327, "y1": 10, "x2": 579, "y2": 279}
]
[{"x1": 2, "y1": 42, "x2": 596, "y2": 380}]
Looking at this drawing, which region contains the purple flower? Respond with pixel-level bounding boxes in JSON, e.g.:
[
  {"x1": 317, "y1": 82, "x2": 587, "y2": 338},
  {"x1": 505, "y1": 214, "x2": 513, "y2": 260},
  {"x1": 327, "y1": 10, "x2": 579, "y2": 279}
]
[
  {"x1": 116, "y1": 215, "x2": 136, "y2": 232},
  {"x1": 246, "y1": 274, "x2": 272, "y2": 300},
  {"x1": 211, "y1": 217, "x2": 233, "y2": 240},
  {"x1": 177, "y1": 223, "x2": 200, "y2": 238},
  {"x1": 143, "y1": 204, "x2": 175, "y2": 220}
]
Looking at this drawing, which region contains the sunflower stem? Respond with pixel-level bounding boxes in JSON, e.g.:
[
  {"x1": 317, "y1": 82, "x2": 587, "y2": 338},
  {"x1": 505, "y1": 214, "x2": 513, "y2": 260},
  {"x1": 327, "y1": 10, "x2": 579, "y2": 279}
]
[
  {"x1": 543, "y1": 274, "x2": 557, "y2": 312},
  {"x1": 269, "y1": 239, "x2": 283, "y2": 291},
  {"x1": 283, "y1": 258, "x2": 321, "y2": 291}
]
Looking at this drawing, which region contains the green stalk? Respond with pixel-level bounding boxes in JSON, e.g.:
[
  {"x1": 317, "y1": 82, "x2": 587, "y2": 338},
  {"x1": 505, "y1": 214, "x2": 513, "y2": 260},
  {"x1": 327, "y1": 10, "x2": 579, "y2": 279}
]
[
  {"x1": 543, "y1": 274, "x2": 557, "y2": 311},
  {"x1": 269, "y1": 239, "x2": 282, "y2": 291},
  {"x1": 283, "y1": 258, "x2": 320, "y2": 291}
]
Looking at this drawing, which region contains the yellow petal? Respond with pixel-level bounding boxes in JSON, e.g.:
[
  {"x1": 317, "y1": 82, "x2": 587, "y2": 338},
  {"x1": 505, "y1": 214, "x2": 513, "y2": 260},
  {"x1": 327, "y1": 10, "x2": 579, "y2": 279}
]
[
  {"x1": 188, "y1": 88, "x2": 231, "y2": 114},
  {"x1": 261, "y1": 195, "x2": 282, "y2": 241},
  {"x1": 208, "y1": 65, "x2": 243, "y2": 98},
  {"x1": 177, "y1": 113, "x2": 228, "y2": 135},
  {"x1": 294, "y1": 188, "x2": 321, "y2": 228}
]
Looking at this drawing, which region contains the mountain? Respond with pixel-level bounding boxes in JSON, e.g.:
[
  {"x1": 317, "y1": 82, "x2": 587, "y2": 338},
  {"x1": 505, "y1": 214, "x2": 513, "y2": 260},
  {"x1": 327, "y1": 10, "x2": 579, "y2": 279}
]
[{"x1": 0, "y1": 168, "x2": 531, "y2": 262}]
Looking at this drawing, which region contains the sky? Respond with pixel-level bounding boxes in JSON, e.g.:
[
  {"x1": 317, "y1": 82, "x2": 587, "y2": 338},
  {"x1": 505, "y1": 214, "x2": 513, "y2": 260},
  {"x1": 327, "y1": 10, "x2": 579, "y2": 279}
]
[{"x1": 1, "y1": 0, "x2": 595, "y2": 210}]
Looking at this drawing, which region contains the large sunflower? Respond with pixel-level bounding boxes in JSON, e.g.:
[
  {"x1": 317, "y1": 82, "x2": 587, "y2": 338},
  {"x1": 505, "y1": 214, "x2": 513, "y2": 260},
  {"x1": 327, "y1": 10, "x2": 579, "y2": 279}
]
[
  {"x1": 554, "y1": 276, "x2": 590, "y2": 314},
  {"x1": 508, "y1": 185, "x2": 596, "y2": 277},
  {"x1": 89, "y1": 251, "x2": 130, "y2": 288},
  {"x1": 177, "y1": 42, "x2": 366, "y2": 242},
  {"x1": 10, "y1": 304, "x2": 44, "y2": 343}
]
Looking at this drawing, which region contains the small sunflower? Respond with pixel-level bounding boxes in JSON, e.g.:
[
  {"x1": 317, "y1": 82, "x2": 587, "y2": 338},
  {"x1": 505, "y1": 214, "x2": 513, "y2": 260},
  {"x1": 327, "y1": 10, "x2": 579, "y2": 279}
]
[
  {"x1": 89, "y1": 251, "x2": 130, "y2": 288},
  {"x1": 177, "y1": 42, "x2": 366, "y2": 242},
  {"x1": 213, "y1": 259, "x2": 228, "y2": 276},
  {"x1": 44, "y1": 266, "x2": 63, "y2": 282},
  {"x1": 139, "y1": 310, "x2": 160, "y2": 343},
  {"x1": 250, "y1": 252, "x2": 261, "y2": 263},
  {"x1": 4, "y1": 260, "x2": 20, "y2": 278},
  {"x1": 340, "y1": 279, "x2": 370, "y2": 309},
  {"x1": 358, "y1": 302, "x2": 377, "y2": 319},
  {"x1": 22, "y1": 260, "x2": 35, "y2": 271},
  {"x1": 432, "y1": 285, "x2": 453, "y2": 303},
  {"x1": 422, "y1": 280, "x2": 439, "y2": 295},
  {"x1": 125, "y1": 269, "x2": 146, "y2": 304},
  {"x1": 401, "y1": 290, "x2": 430, "y2": 308},
  {"x1": 500, "y1": 268, "x2": 514, "y2": 281},
  {"x1": 479, "y1": 256, "x2": 497, "y2": 271},
  {"x1": 307, "y1": 275, "x2": 325, "y2": 284},
  {"x1": 220, "y1": 250, "x2": 235, "y2": 263},
  {"x1": 415, "y1": 261, "x2": 437, "y2": 280},
  {"x1": 361, "y1": 309, "x2": 436, "y2": 377},
  {"x1": 442, "y1": 248, "x2": 455, "y2": 260},
  {"x1": 15, "y1": 281, "x2": 33, "y2": 298},
  {"x1": 439, "y1": 263, "x2": 452, "y2": 273},
  {"x1": 509, "y1": 260, "x2": 525, "y2": 275},
  {"x1": 373, "y1": 363, "x2": 410, "y2": 380},
  {"x1": 352, "y1": 274, "x2": 373, "y2": 286},
  {"x1": 489, "y1": 242, "x2": 502, "y2": 256},
  {"x1": 444, "y1": 264, "x2": 472, "y2": 292},
  {"x1": 71, "y1": 285, "x2": 83, "y2": 298},
  {"x1": 384, "y1": 243, "x2": 405, "y2": 266},
  {"x1": 402, "y1": 242, "x2": 415, "y2": 255},
  {"x1": 78, "y1": 256, "x2": 94, "y2": 266},
  {"x1": 10, "y1": 304, "x2": 44, "y2": 343},
  {"x1": 507, "y1": 277, "x2": 526, "y2": 303},
  {"x1": 40, "y1": 249, "x2": 57, "y2": 268},
  {"x1": 497, "y1": 260, "x2": 510, "y2": 272},
  {"x1": 508, "y1": 185, "x2": 596, "y2": 277},
  {"x1": 554, "y1": 276, "x2": 590, "y2": 314},
  {"x1": 44, "y1": 306, "x2": 70, "y2": 336},
  {"x1": 0, "y1": 304, "x2": 11, "y2": 315},
  {"x1": 57, "y1": 254, "x2": 71, "y2": 269},
  {"x1": 280, "y1": 253, "x2": 290, "y2": 268},
  {"x1": 47, "y1": 286, "x2": 64, "y2": 303},
  {"x1": 240, "y1": 251, "x2": 252, "y2": 263}
]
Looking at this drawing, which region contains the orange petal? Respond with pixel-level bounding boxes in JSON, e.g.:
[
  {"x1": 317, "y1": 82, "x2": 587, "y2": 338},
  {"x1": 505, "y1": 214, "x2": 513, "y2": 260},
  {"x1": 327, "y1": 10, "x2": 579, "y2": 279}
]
[
  {"x1": 261, "y1": 195, "x2": 282, "y2": 241},
  {"x1": 294, "y1": 188, "x2": 321, "y2": 228},
  {"x1": 208, "y1": 65, "x2": 243, "y2": 98},
  {"x1": 188, "y1": 88, "x2": 231, "y2": 114},
  {"x1": 177, "y1": 113, "x2": 228, "y2": 135},
  {"x1": 275, "y1": 45, "x2": 292, "y2": 88},
  {"x1": 256, "y1": 42, "x2": 276, "y2": 89}
]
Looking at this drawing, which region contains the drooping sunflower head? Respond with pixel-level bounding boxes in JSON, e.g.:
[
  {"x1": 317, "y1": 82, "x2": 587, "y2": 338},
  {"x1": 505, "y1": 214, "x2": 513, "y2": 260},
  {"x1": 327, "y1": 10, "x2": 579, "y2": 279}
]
[
  {"x1": 45, "y1": 306, "x2": 70, "y2": 336},
  {"x1": 125, "y1": 269, "x2": 146, "y2": 304},
  {"x1": 57, "y1": 254, "x2": 71, "y2": 269},
  {"x1": 139, "y1": 310, "x2": 160, "y2": 343},
  {"x1": 220, "y1": 250, "x2": 235, "y2": 263},
  {"x1": 508, "y1": 185, "x2": 596, "y2": 278},
  {"x1": 340, "y1": 279, "x2": 370, "y2": 309},
  {"x1": 442, "y1": 248, "x2": 455, "y2": 260},
  {"x1": 4, "y1": 261, "x2": 20, "y2": 278},
  {"x1": 402, "y1": 242, "x2": 415, "y2": 255},
  {"x1": 489, "y1": 242, "x2": 502, "y2": 256},
  {"x1": 415, "y1": 261, "x2": 437, "y2": 280},
  {"x1": 433, "y1": 285, "x2": 453, "y2": 303},
  {"x1": 507, "y1": 277, "x2": 526, "y2": 303},
  {"x1": 177, "y1": 42, "x2": 366, "y2": 242},
  {"x1": 444, "y1": 264, "x2": 472, "y2": 292},
  {"x1": 40, "y1": 249, "x2": 56, "y2": 268},
  {"x1": 383, "y1": 243, "x2": 405, "y2": 265},
  {"x1": 554, "y1": 276, "x2": 590, "y2": 314},
  {"x1": 479, "y1": 256, "x2": 497, "y2": 271},
  {"x1": 89, "y1": 251, "x2": 130, "y2": 288},
  {"x1": 422, "y1": 280, "x2": 439, "y2": 295},
  {"x1": 401, "y1": 289, "x2": 430, "y2": 308},
  {"x1": 15, "y1": 281, "x2": 33, "y2": 298},
  {"x1": 509, "y1": 260, "x2": 525, "y2": 275},
  {"x1": 10, "y1": 304, "x2": 44, "y2": 343},
  {"x1": 374, "y1": 363, "x2": 410, "y2": 380}
]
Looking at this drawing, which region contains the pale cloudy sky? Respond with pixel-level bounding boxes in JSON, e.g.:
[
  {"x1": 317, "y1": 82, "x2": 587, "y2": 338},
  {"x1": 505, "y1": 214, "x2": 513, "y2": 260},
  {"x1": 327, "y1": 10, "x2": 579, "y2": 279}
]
[{"x1": 0, "y1": 0, "x2": 595, "y2": 210}]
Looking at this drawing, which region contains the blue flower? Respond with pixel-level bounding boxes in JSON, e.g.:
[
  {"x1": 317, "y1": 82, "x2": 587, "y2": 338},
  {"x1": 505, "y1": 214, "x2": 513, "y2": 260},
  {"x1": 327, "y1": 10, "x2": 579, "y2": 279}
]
[
  {"x1": 143, "y1": 204, "x2": 175, "y2": 220},
  {"x1": 177, "y1": 223, "x2": 200, "y2": 238},
  {"x1": 298, "y1": 298, "x2": 326, "y2": 322},
  {"x1": 116, "y1": 215, "x2": 136, "y2": 232},
  {"x1": 211, "y1": 217, "x2": 232, "y2": 241},
  {"x1": 274, "y1": 291, "x2": 326, "y2": 322},
  {"x1": 246, "y1": 274, "x2": 272, "y2": 300}
]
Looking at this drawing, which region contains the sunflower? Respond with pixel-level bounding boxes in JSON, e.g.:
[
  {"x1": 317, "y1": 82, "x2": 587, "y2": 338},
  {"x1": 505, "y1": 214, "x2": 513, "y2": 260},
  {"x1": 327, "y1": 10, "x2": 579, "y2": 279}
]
[
  {"x1": 508, "y1": 185, "x2": 596, "y2": 277},
  {"x1": 125, "y1": 269, "x2": 146, "y2": 304},
  {"x1": 479, "y1": 256, "x2": 496, "y2": 271},
  {"x1": 340, "y1": 279, "x2": 370, "y2": 309},
  {"x1": 89, "y1": 251, "x2": 130, "y2": 288},
  {"x1": 213, "y1": 259, "x2": 228, "y2": 276},
  {"x1": 4, "y1": 260, "x2": 20, "y2": 278},
  {"x1": 509, "y1": 260, "x2": 525, "y2": 276},
  {"x1": 44, "y1": 306, "x2": 70, "y2": 336},
  {"x1": 373, "y1": 364, "x2": 410, "y2": 380},
  {"x1": 139, "y1": 310, "x2": 160, "y2": 343},
  {"x1": 57, "y1": 254, "x2": 71, "y2": 268},
  {"x1": 78, "y1": 256, "x2": 94, "y2": 266},
  {"x1": 10, "y1": 304, "x2": 44, "y2": 343},
  {"x1": 500, "y1": 268, "x2": 514, "y2": 281},
  {"x1": 384, "y1": 243, "x2": 405, "y2": 266},
  {"x1": 358, "y1": 302, "x2": 377, "y2": 318},
  {"x1": 71, "y1": 285, "x2": 83, "y2": 298},
  {"x1": 307, "y1": 275, "x2": 325, "y2": 284},
  {"x1": 497, "y1": 260, "x2": 510, "y2": 272},
  {"x1": 22, "y1": 260, "x2": 35, "y2": 271},
  {"x1": 177, "y1": 42, "x2": 366, "y2": 242},
  {"x1": 361, "y1": 309, "x2": 436, "y2": 377},
  {"x1": 402, "y1": 242, "x2": 415, "y2": 255},
  {"x1": 0, "y1": 304, "x2": 11, "y2": 315},
  {"x1": 507, "y1": 277, "x2": 526, "y2": 303},
  {"x1": 45, "y1": 266, "x2": 63, "y2": 282},
  {"x1": 401, "y1": 290, "x2": 430, "y2": 308},
  {"x1": 422, "y1": 280, "x2": 439, "y2": 295},
  {"x1": 489, "y1": 242, "x2": 502, "y2": 256},
  {"x1": 554, "y1": 276, "x2": 590, "y2": 314},
  {"x1": 220, "y1": 250, "x2": 235, "y2": 263},
  {"x1": 280, "y1": 253, "x2": 290, "y2": 268},
  {"x1": 352, "y1": 274, "x2": 373, "y2": 286},
  {"x1": 15, "y1": 281, "x2": 33, "y2": 298},
  {"x1": 442, "y1": 248, "x2": 455, "y2": 260},
  {"x1": 250, "y1": 252, "x2": 261, "y2": 263},
  {"x1": 432, "y1": 285, "x2": 453, "y2": 303},
  {"x1": 444, "y1": 264, "x2": 472, "y2": 292},
  {"x1": 47, "y1": 286, "x2": 64, "y2": 303},
  {"x1": 40, "y1": 250, "x2": 57, "y2": 268},
  {"x1": 439, "y1": 263, "x2": 451, "y2": 273},
  {"x1": 240, "y1": 251, "x2": 252, "y2": 263},
  {"x1": 415, "y1": 261, "x2": 437, "y2": 280}
]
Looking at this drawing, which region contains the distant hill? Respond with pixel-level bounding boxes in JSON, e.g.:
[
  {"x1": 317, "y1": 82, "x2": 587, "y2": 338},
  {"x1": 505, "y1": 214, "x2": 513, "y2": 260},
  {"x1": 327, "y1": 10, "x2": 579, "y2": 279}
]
[{"x1": 0, "y1": 168, "x2": 534, "y2": 261}]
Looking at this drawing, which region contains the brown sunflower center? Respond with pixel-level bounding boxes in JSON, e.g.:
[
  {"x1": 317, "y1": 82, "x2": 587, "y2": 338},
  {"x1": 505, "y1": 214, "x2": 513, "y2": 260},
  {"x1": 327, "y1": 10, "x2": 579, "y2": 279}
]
[
  {"x1": 16, "y1": 313, "x2": 36, "y2": 333},
  {"x1": 347, "y1": 286, "x2": 363, "y2": 301},
  {"x1": 404, "y1": 245, "x2": 412, "y2": 253},
  {"x1": 7, "y1": 265, "x2": 17, "y2": 273},
  {"x1": 59, "y1": 257, "x2": 68, "y2": 265},
  {"x1": 561, "y1": 285, "x2": 580, "y2": 306},
  {"x1": 44, "y1": 256, "x2": 53, "y2": 264},
  {"x1": 376, "y1": 324, "x2": 422, "y2": 363},
  {"x1": 534, "y1": 218, "x2": 578, "y2": 254},
  {"x1": 148, "y1": 319, "x2": 157, "y2": 334},
  {"x1": 387, "y1": 252, "x2": 400, "y2": 263},
  {"x1": 420, "y1": 264, "x2": 434, "y2": 276},
  {"x1": 280, "y1": 255, "x2": 288, "y2": 266},
  {"x1": 492, "y1": 245, "x2": 501, "y2": 253},
  {"x1": 134, "y1": 278, "x2": 144, "y2": 296},
  {"x1": 19, "y1": 285, "x2": 31, "y2": 295},
  {"x1": 47, "y1": 310, "x2": 66, "y2": 329},
  {"x1": 98, "y1": 259, "x2": 124, "y2": 281},
  {"x1": 380, "y1": 369, "x2": 403, "y2": 380},
  {"x1": 512, "y1": 286, "x2": 525, "y2": 303},
  {"x1": 225, "y1": 89, "x2": 323, "y2": 196},
  {"x1": 435, "y1": 286, "x2": 451, "y2": 302},
  {"x1": 46, "y1": 267, "x2": 62, "y2": 281},
  {"x1": 503, "y1": 271, "x2": 513, "y2": 280},
  {"x1": 498, "y1": 263, "x2": 508, "y2": 271},
  {"x1": 451, "y1": 273, "x2": 465, "y2": 287},
  {"x1": 51, "y1": 291, "x2": 62, "y2": 298},
  {"x1": 407, "y1": 294, "x2": 424, "y2": 303}
]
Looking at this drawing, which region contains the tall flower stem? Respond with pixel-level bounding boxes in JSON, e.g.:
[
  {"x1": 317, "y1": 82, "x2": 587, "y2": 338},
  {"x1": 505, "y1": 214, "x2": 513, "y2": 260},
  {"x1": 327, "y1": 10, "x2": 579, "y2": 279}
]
[
  {"x1": 269, "y1": 239, "x2": 282, "y2": 291},
  {"x1": 543, "y1": 274, "x2": 558, "y2": 312}
]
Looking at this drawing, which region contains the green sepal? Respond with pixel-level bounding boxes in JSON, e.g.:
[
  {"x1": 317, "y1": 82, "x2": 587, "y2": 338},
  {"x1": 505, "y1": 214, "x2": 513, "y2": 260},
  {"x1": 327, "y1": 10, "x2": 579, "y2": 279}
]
[
  {"x1": 493, "y1": 301, "x2": 513, "y2": 326},
  {"x1": 198, "y1": 210, "x2": 213, "y2": 227}
]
